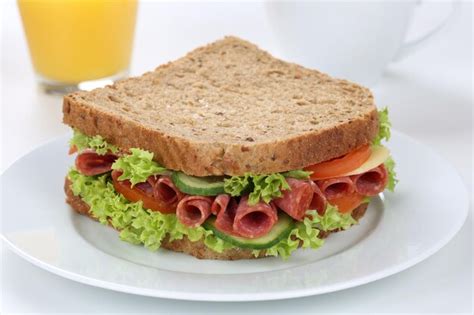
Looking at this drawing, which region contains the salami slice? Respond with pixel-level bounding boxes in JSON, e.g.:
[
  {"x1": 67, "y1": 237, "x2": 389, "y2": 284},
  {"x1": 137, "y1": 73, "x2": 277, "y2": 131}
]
[
  {"x1": 351, "y1": 164, "x2": 388, "y2": 196},
  {"x1": 75, "y1": 149, "x2": 117, "y2": 176},
  {"x1": 134, "y1": 182, "x2": 154, "y2": 196},
  {"x1": 214, "y1": 195, "x2": 240, "y2": 236},
  {"x1": 211, "y1": 194, "x2": 231, "y2": 215},
  {"x1": 273, "y1": 178, "x2": 313, "y2": 221},
  {"x1": 317, "y1": 176, "x2": 355, "y2": 200},
  {"x1": 233, "y1": 195, "x2": 278, "y2": 238},
  {"x1": 148, "y1": 176, "x2": 185, "y2": 205},
  {"x1": 309, "y1": 181, "x2": 328, "y2": 215},
  {"x1": 176, "y1": 196, "x2": 214, "y2": 227}
]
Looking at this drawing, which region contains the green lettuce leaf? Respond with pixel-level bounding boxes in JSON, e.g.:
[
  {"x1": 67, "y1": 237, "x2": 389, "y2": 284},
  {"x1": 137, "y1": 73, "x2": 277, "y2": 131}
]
[
  {"x1": 317, "y1": 204, "x2": 357, "y2": 231},
  {"x1": 224, "y1": 172, "x2": 294, "y2": 204},
  {"x1": 282, "y1": 170, "x2": 312, "y2": 179},
  {"x1": 69, "y1": 129, "x2": 118, "y2": 155},
  {"x1": 111, "y1": 148, "x2": 169, "y2": 186},
  {"x1": 67, "y1": 169, "x2": 234, "y2": 253},
  {"x1": 223, "y1": 173, "x2": 251, "y2": 196},
  {"x1": 373, "y1": 107, "x2": 391, "y2": 145},
  {"x1": 258, "y1": 206, "x2": 357, "y2": 259},
  {"x1": 224, "y1": 173, "x2": 290, "y2": 205},
  {"x1": 384, "y1": 156, "x2": 398, "y2": 192},
  {"x1": 372, "y1": 107, "x2": 398, "y2": 191},
  {"x1": 248, "y1": 173, "x2": 290, "y2": 205}
]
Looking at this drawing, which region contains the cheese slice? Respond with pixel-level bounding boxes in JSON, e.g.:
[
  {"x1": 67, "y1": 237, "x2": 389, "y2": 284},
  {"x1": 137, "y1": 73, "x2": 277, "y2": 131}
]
[{"x1": 341, "y1": 145, "x2": 390, "y2": 176}]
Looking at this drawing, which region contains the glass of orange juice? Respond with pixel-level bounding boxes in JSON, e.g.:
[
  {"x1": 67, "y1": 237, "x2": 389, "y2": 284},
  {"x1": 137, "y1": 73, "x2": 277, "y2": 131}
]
[{"x1": 18, "y1": 0, "x2": 138, "y2": 93}]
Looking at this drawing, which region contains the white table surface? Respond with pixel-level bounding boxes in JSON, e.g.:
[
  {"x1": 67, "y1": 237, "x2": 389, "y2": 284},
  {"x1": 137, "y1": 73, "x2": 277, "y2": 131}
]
[{"x1": 1, "y1": 1, "x2": 472, "y2": 313}]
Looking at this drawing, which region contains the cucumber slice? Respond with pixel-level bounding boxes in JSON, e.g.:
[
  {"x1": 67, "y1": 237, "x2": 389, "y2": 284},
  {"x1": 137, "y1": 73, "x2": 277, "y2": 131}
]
[
  {"x1": 203, "y1": 213, "x2": 295, "y2": 249},
  {"x1": 171, "y1": 171, "x2": 225, "y2": 196}
]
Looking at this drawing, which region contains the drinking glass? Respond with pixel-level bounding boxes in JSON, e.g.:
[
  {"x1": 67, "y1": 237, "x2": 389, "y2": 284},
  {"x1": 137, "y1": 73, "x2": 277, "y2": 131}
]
[{"x1": 18, "y1": 0, "x2": 138, "y2": 93}]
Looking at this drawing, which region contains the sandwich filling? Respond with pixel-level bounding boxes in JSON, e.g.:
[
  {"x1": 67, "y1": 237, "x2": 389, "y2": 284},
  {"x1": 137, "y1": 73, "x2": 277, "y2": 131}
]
[{"x1": 67, "y1": 108, "x2": 397, "y2": 258}]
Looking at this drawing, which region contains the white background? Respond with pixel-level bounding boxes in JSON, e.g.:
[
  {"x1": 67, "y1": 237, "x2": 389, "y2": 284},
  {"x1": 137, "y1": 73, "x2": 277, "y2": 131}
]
[{"x1": 1, "y1": 1, "x2": 472, "y2": 313}]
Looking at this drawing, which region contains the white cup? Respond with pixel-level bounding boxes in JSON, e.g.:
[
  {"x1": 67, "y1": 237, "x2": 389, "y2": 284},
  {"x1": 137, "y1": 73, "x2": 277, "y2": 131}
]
[{"x1": 265, "y1": 1, "x2": 459, "y2": 86}]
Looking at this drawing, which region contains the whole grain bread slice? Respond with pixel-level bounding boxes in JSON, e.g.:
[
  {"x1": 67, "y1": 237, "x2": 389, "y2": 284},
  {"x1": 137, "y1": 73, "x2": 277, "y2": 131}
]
[
  {"x1": 63, "y1": 36, "x2": 378, "y2": 176},
  {"x1": 65, "y1": 178, "x2": 368, "y2": 260}
]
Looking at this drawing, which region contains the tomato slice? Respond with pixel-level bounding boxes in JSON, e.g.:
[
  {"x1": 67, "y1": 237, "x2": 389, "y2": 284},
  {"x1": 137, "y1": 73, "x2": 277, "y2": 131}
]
[
  {"x1": 328, "y1": 193, "x2": 364, "y2": 213},
  {"x1": 111, "y1": 172, "x2": 176, "y2": 214},
  {"x1": 305, "y1": 145, "x2": 371, "y2": 180}
]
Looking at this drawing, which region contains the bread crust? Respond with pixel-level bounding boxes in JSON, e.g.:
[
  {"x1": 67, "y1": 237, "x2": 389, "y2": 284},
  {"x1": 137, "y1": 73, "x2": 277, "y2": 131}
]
[
  {"x1": 63, "y1": 36, "x2": 379, "y2": 176},
  {"x1": 64, "y1": 178, "x2": 368, "y2": 260}
]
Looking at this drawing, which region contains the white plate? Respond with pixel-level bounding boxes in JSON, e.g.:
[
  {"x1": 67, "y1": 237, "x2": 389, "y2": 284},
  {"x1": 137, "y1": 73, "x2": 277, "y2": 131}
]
[{"x1": 0, "y1": 131, "x2": 468, "y2": 301}]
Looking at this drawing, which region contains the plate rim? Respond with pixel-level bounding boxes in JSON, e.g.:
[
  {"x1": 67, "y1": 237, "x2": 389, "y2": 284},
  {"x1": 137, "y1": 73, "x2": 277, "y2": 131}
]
[{"x1": 0, "y1": 130, "x2": 469, "y2": 301}]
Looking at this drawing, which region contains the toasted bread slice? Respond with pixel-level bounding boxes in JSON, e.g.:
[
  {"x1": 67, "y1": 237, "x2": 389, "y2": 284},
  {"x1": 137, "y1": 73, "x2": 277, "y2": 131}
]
[
  {"x1": 65, "y1": 177, "x2": 368, "y2": 260},
  {"x1": 63, "y1": 36, "x2": 378, "y2": 176}
]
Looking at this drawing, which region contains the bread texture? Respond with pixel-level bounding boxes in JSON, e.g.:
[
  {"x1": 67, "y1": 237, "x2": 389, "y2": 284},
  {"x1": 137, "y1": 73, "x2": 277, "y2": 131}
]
[
  {"x1": 63, "y1": 36, "x2": 378, "y2": 176},
  {"x1": 65, "y1": 177, "x2": 368, "y2": 260}
]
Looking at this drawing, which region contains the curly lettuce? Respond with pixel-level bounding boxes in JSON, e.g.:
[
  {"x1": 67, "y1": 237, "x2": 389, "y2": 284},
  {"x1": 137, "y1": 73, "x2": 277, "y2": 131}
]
[
  {"x1": 111, "y1": 148, "x2": 169, "y2": 186},
  {"x1": 249, "y1": 173, "x2": 290, "y2": 204},
  {"x1": 384, "y1": 156, "x2": 398, "y2": 192},
  {"x1": 223, "y1": 173, "x2": 251, "y2": 196},
  {"x1": 372, "y1": 107, "x2": 398, "y2": 191},
  {"x1": 373, "y1": 107, "x2": 391, "y2": 145},
  {"x1": 69, "y1": 129, "x2": 118, "y2": 155},
  {"x1": 68, "y1": 169, "x2": 233, "y2": 253},
  {"x1": 317, "y1": 204, "x2": 357, "y2": 231},
  {"x1": 224, "y1": 173, "x2": 290, "y2": 205}
]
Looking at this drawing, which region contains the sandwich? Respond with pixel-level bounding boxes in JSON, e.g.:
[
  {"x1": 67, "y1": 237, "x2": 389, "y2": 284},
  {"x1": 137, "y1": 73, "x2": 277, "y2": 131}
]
[{"x1": 63, "y1": 36, "x2": 397, "y2": 260}]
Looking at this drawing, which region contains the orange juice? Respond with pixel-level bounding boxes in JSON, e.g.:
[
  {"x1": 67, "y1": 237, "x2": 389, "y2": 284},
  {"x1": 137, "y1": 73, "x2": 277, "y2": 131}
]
[{"x1": 18, "y1": 0, "x2": 137, "y2": 84}]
